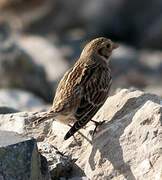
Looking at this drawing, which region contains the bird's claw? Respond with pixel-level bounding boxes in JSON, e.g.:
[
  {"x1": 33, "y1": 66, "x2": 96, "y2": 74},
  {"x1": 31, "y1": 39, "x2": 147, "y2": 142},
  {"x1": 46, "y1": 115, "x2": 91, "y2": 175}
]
[{"x1": 91, "y1": 120, "x2": 105, "y2": 137}]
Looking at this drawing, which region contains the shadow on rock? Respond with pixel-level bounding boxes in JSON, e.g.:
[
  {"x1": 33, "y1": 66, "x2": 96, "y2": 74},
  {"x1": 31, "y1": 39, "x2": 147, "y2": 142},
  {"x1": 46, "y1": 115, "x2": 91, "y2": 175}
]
[{"x1": 88, "y1": 93, "x2": 159, "y2": 179}]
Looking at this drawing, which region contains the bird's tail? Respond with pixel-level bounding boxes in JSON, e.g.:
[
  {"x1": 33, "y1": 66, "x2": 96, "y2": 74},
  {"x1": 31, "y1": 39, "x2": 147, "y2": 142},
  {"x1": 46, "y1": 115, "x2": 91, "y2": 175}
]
[
  {"x1": 64, "y1": 118, "x2": 89, "y2": 140},
  {"x1": 31, "y1": 110, "x2": 56, "y2": 126}
]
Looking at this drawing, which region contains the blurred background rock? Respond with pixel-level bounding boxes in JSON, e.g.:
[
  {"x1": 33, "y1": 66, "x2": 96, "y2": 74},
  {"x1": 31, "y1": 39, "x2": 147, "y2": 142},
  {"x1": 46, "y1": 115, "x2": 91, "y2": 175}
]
[{"x1": 0, "y1": 0, "x2": 162, "y2": 111}]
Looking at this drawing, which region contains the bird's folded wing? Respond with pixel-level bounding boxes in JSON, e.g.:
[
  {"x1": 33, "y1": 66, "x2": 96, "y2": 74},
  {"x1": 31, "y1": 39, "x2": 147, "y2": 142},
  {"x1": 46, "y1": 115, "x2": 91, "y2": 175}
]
[
  {"x1": 75, "y1": 64, "x2": 112, "y2": 126},
  {"x1": 64, "y1": 65, "x2": 111, "y2": 139}
]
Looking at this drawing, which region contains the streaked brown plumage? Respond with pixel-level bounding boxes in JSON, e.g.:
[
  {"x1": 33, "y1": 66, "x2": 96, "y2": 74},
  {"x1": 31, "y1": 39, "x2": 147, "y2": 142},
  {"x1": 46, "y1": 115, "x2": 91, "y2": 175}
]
[{"x1": 33, "y1": 37, "x2": 118, "y2": 140}]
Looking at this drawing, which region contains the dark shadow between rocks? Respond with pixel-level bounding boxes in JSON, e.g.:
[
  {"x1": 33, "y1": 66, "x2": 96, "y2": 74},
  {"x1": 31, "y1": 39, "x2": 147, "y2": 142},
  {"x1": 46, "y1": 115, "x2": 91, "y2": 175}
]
[
  {"x1": 70, "y1": 162, "x2": 87, "y2": 178},
  {"x1": 0, "y1": 106, "x2": 19, "y2": 114},
  {"x1": 88, "y1": 93, "x2": 160, "y2": 180}
]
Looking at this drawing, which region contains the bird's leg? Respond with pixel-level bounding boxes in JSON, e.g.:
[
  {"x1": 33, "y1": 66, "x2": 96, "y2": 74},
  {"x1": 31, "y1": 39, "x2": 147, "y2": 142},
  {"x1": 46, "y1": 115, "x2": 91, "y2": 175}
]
[{"x1": 91, "y1": 119, "x2": 105, "y2": 136}]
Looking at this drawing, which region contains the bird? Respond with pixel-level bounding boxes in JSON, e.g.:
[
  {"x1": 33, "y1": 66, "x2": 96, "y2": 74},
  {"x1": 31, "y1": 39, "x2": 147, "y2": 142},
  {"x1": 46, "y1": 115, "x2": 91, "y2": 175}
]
[{"x1": 32, "y1": 37, "x2": 119, "y2": 140}]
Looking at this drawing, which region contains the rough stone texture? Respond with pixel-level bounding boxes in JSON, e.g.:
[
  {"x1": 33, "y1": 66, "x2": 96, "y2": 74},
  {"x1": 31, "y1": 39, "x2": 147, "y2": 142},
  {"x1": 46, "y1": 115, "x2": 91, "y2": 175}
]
[
  {"x1": 0, "y1": 131, "x2": 50, "y2": 180},
  {"x1": 0, "y1": 88, "x2": 45, "y2": 112},
  {"x1": 48, "y1": 89, "x2": 162, "y2": 180},
  {"x1": 82, "y1": 89, "x2": 162, "y2": 180},
  {"x1": 38, "y1": 142, "x2": 73, "y2": 180},
  {"x1": 0, "y1": 112, "x2": 52, "y2": 142},
  {"x1": 67, "y1": 178, "x2": 89, "y2": 180},
  {"x1": 0, "y1": 89, "x2": 161, "y2": 179}
]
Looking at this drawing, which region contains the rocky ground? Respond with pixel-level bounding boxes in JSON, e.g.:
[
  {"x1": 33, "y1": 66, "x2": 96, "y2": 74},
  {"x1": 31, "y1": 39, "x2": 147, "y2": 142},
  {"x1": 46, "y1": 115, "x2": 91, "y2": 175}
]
[
  {"x1": 0, "y1": 0, "x2": 162, "y2": 179},
  {"x1": 0, "y1": 89, "x2": 162, "y2": 179}
]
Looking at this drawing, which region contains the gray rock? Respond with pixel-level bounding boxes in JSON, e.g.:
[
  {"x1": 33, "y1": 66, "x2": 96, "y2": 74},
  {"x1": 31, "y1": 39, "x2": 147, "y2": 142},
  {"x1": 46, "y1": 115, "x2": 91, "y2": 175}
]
[
  {"x1": 144, "y1": 85, "x2": 162, "y2": 98},
  {"x1": 0, "y1": 112, "x2": 52, "y2": 142},
  {"x1": 0, "y1": 131, "x2": 50, "y2": 180},
  {"x1": 38, "y1": 142, "x2": 73, "y2": 179},
  {"x1": 0, "y1": 34, "x2": 53, "y2": 102},
  {"x1": 44, "y1": 89, "x2": 162, "y2": 180},
  {"x1": 16, "y1": 35, "x2": 69, "y2": 87},
  {"x1": 110, "y1": 44, "x2": 162, "y2": 98},
  {"x1": 84, "y1": 89, "x2": 162, "y2": 179},
  {"x1": 0, "y1": 88, "x2": 45, "y2": 112},
  {"x1": 1, "y1": 89, "x2": 161, "y2": 179},
  {"x1": 0, "y1": 106, "x2": 19, "y2": 114}
]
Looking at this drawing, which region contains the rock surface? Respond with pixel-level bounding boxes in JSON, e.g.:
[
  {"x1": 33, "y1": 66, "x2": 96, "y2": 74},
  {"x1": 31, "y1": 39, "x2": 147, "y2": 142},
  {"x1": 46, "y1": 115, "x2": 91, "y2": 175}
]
[
  {"x1": 0, "y1": 34, "x2": 53, "y2": 102},
  {"x1": 0, "y1": 112, "x2": 51, "y2": 142},
  {"x1": 0, "y1": 89, "x2": 161, "y2": 179},
  {"x1": 0, "y1": 131, "x2": 50, "y2": 180},
  {"x1": 82, "y1": 89, "x2": 162, "y2": 180},
  {"x1": 111, "y1": 45, "x2": 162, "y2": 98},
  {"x1": 0, "y1": 88, "x2": 45, "y2": 112},
  {"x1": 38, "y1": 142, "x2": 73, "y2": 180},
  {"x1": 17, "y1": 35, "x2": 69, "y2": 88},
  {"x1": 47, "y1": 89, "x2": 162, "y2": 179},
  {"x1": 0, "y1": 106, "x2": 19, "y2": 114}
]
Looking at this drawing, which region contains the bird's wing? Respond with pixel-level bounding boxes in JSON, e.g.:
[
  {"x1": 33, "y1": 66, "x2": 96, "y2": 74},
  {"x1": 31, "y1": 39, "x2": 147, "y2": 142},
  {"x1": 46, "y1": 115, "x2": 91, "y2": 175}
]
[
  {"x1": 31, "y1": 60, "x2": 87, "y2": 126},
  {"x1": 64, "y1": 64, "x2": 112, "y2": 139},
  {"x1": 30, "y1": 62, "x2": 84, "y2": 126},
  {"x1": 52, "y1": 60, "x2": 95, "y2": 114}
]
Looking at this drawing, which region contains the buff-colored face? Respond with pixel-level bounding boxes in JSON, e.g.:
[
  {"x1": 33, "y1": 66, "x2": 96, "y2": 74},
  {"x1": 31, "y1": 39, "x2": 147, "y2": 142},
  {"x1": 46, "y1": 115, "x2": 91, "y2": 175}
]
[{"x1": 81, "y1": 37, "x2": 119, "y2": 63}]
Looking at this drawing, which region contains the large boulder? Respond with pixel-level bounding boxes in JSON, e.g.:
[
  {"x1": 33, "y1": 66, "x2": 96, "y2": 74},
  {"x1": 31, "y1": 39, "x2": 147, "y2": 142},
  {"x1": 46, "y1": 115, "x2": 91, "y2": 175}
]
[
  {"x1": 16, "y1": 35, "x2": 69, "y2": 87},
  {"x1": 0, "y1": 112, "x2": 51, "y2": 142},
  {"x1": 0, "y1": 131, "x2": 50, "y2": 180},
  {"x1": 0, "y1": 29, "x2": 53, "y2": 102},
  {"x1": 48, "y1": 89, "x2": 162, "y2": 179},
  {"x1": 82, "y1": 89, "x2": 162, "y2": 179},
  {"x1": 0, "y1": 106, "x2": 19, "y2": 114},
  {"x1": 0, "y1": 89, "x2": 161, "y2": 179}
]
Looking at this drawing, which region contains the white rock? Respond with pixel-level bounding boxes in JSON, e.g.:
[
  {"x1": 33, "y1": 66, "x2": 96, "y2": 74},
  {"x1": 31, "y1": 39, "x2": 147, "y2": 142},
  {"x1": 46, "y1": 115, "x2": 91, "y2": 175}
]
[
  {"x1": 17, "y1": 35, "x2": 69, "y2": 83},
  {"x1": 49, "y1": 89, "x2": 161, "y2": 179},
  {"x1": 0, "y1": 89, "x2": 161, "y2": 179},
  {"x1": 0, "y1": 88, "x2": 45, "y2": 111}
]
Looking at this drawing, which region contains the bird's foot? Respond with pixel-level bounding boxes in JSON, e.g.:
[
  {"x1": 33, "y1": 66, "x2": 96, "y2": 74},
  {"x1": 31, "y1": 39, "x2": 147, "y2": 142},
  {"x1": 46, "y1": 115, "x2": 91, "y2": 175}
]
[{"x1": 91, "y1": 120, "x2": 105, "y2": 137}]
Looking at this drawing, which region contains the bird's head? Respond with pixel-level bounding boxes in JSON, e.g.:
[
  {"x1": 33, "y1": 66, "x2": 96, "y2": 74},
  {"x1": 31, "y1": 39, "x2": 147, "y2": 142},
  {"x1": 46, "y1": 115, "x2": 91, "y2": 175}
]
[{"x1": 81, "y1": 37, "x2": 119, "y2": 64}]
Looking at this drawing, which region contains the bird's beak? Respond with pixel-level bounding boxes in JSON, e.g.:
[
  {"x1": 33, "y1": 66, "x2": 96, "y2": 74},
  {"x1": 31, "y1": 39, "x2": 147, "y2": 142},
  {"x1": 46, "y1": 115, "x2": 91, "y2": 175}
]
[{"x1": 112, "y1": 43, "x2": 119, "y2": 50}]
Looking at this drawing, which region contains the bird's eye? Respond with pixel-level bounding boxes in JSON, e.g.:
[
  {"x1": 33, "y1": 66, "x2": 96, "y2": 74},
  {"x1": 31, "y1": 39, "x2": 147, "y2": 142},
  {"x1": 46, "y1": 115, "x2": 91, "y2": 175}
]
[
  {"x1": 106, "y1": 44, "x2": 110, "y2": 48},
  {"x1": 98, "y1": 48, "x2": 103, "y2": 56}
]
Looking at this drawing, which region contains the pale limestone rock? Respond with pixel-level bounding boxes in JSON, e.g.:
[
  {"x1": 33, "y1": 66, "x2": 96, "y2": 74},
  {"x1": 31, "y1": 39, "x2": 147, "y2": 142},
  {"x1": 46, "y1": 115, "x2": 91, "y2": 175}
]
[
  {"x1": 81, "y1": 89, "x2": 162, "y2": 180},
  {"x1": 48, "y1": 89, "x2": 162, "y2": 179},
  {"x1": 0, "y1": 112, "x2": 52, "y2": 142},
  {"x1": 0, "y1": 88, "x2": 44, "y2": 112},
  {"x1": 17, "y1": 35, "x2": 69, "y2": 83},
  {"x1": 0, "y1": 89, "x2": 161, "y2": 179}
]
